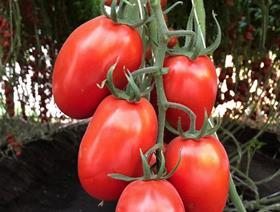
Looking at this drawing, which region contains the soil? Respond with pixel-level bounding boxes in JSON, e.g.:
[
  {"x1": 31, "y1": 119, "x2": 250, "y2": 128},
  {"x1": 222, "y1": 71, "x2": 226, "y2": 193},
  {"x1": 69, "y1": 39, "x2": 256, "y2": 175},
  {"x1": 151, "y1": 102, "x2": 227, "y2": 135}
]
[{"x1": 0, "y1": 123, "x2": 279, "y2": 212}]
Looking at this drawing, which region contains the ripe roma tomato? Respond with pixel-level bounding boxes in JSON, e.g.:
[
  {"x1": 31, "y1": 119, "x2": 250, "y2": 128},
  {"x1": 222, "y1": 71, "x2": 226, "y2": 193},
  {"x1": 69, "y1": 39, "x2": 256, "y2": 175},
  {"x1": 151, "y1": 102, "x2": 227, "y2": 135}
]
[
  {"x1": 52, "y1": 16, "x2": 143, "y2": 119},
  {"x1": 165, "y1": 136, "x2": 230, "y2": 212},
  {"x1": 116, "y1": 180, "x2": 185, "y2": 212},
  {"x1": 78, "y1": 95, "x2": 158, "y2": 201},
  {"x1": 163, "y1": 55, "x2": 217, "y2": 130}
]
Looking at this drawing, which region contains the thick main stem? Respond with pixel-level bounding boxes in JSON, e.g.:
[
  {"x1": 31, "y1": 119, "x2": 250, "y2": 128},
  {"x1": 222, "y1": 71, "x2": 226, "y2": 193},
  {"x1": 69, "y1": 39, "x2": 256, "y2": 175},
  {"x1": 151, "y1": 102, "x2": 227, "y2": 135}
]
[
  {"x1": 193, "y1": 0, "x2": 246, "y2": 210},
  {"x1": 229, "y1": 175, "x2": 247, "y2": 212},
  {"x1": 150, "y1": 0, "x2": 168, "y2": 161}
]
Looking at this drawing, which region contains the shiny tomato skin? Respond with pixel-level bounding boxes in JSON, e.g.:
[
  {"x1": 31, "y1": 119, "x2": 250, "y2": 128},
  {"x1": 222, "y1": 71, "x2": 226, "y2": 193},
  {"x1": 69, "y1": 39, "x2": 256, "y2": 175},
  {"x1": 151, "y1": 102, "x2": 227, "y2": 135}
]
[
  {"x1": 52, "y1": 16, "x2": 143, "y2": 119},
  {"x1": 116, "y1": 180, "x2": 185, "y2": 212},
  {"x1": 163, "y1": 55, "x2": 217, "y2": 130},
  {"x1": 165, "y1": 136, "x2": 230, "y2": 212},
  {"x1": 78, "y1": 95, "x2": 158, "y2": 201}
]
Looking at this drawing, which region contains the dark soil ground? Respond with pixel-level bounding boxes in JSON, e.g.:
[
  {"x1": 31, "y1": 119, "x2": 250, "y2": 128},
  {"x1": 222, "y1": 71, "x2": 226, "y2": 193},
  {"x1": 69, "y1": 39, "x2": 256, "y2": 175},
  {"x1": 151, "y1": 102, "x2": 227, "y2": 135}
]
[{"x1": 0, "y1": 123, "x2": 279, "y2": 212}]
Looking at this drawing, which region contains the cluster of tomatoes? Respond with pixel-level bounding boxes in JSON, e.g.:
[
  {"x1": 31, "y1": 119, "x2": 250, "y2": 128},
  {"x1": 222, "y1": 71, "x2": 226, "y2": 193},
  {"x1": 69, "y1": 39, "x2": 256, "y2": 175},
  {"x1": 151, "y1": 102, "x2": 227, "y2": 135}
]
[
  {"x1": 2, "y1": 80, "x2": 15, "y2": 117},
  {"x1": 19, "y1": 0, "x2": 39, "y2": 27},
  {"x1": 0, "y1": 15, "x2": 12, "y2": 63},
  {"x1": 216, "y1": 53, "x2": 278, "y2": 121},
  {"x1": 251, "y1": 56, "x2": 273, "y2": 85},
  {"x1": 227, "y1": 16, "x2": 256, "y2": 43},
  {"x1": 52, "y1": 1, "x2": 230, "y2": 211},
  {"x1": 243, "y1": 24, "x2": 256, "y2": 42},
  {"x1": 5, "y1": 133, "x2": 22, "y2": 157}
]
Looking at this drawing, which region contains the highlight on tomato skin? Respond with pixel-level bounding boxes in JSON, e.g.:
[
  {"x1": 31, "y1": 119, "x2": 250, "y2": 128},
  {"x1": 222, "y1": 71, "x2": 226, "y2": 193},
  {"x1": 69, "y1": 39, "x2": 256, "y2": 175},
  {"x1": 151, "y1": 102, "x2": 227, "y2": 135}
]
[
  {"x1": 163, "y1": 55, "x2": 218, "y2": 130},
  {"x1": 78, "y1": 95, "x2": 158, "y2": 201},
  {"x1": 116, "y1": 180, "x2": 185, "y2": 212},
  {"x1": 165, "y1": 135, "x2": 230, "y2": 212},
  {"x1": 52, "y1": 16, "x2": 143, "y2": 119}
]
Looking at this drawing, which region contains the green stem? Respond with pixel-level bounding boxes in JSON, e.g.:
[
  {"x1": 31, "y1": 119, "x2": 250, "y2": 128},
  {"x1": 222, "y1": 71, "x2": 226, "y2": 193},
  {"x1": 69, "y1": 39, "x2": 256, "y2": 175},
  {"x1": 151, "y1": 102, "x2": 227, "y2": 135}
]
[
  {"x1": 210, "y1": 119, "x2": 247, "y2": 212},
  {"x1": 191, "y1": 0, "x2": 247, "y2": 207},
  {"x1": 260, "y1": 0, "x2": 269, "y2": 50},
  {"x1": 229, "y1": 175, "x2": 247, "y2": 212},
  {"x1": 131, "y1": 66, "x2": 159, "y2": 78},
  {"x1": 191, "y1": 0, "x2": 206, "y2": 47},
  {"x1": 150, "y1": 0, "x2": 169, "y2": 167}
]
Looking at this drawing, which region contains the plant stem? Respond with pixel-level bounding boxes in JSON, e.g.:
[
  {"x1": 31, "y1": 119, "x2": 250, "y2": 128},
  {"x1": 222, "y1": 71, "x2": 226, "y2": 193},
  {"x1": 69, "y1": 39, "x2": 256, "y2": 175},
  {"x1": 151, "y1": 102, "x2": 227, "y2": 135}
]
[
  {"x1": 150, "y1": 2, "x2": 197, "y2": 148},
  {"x1": 229, "y1": 175, "x2": 247, "y2": 212},
  {"x1": 150, "y1": 1, "x2": 247, "y2": 210},
  {"x1": 150, "y1": 1, "x2": 168, "y2": 165},
  {"x1": 191, "y1": 0, "x2": 206, "y2": 47}
]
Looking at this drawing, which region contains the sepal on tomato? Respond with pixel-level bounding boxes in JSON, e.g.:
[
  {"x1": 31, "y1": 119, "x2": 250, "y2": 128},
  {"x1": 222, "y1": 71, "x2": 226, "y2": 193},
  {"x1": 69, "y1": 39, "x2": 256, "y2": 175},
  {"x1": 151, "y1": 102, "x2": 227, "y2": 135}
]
[
  {"x1": 165, "y1": 109, "x2": 222, "y2": 140},
  {"x1": 109, "y1": 143, "x2": 182, "y2": 182},
  {"x1": 100, "y1": 0, "x2": 148, "y2": 28}
]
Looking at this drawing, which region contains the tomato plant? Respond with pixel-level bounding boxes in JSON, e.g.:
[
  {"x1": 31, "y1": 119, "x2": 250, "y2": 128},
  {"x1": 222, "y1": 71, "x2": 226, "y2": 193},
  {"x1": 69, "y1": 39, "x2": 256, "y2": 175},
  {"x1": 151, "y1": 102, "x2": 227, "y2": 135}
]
[
  {"x1": 116, "y1": 180, "x2": 185, "y2": 212},
  {"x1": 163, "y1": 55, "x2": 217, "y2": 130},
  {"x1": 165, "y1": 135, "x2": 230, "y2": 212},
  {"x1": 78, "y1": 95, "x2": 158, "y2": 201},
  {"x1": 52, "y1": 16, "x2": 143, "y2": 119},
  {"x1": 50, "y1": 0, "x2": 246, "y2": 211}
]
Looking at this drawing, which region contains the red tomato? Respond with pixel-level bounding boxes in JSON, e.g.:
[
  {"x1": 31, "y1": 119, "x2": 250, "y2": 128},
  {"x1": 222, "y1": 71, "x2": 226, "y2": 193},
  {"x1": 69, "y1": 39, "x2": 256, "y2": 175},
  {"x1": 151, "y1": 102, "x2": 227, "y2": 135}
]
[
  {"x1": 78, "y1": 95, "x2": 158, "y2": 201},
  {"x1": 145, "y1": 46, "x2": 152, "y2": 62},
  {"x1": 165, "y1": 136, "x2": 229, "y2": 212},
  {"x1": 163, "y1": 55, "x2": 217, "y2": 130},
  {"x1": 52, "y1": 16, "x2": 143, "y2": 119},
  {"x1": 116, "y1": 180, "x2": 185, "y2": 212},
  {"x1": 167, "y1": 36, "x2": 178, "y2": 48},
  {"x1": 104, "y1": 0, "x2": 120, "y2": 6},
  {"x1": 161, "y1": 0, "x2": 168, "y2": 9},
  {"x1": 167, "y1": 28, "x2": 178, "y2": 48}
]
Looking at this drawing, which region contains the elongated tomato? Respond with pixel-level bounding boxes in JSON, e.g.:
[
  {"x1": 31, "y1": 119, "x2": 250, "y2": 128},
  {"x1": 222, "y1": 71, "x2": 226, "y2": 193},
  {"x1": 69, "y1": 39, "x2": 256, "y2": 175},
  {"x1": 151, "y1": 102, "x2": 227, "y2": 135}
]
[
  {"x1": 163, "y1": 55, "x2": 217, "y2": 130},
  {"x1": 52, "y1": 16, "x2": 143, "y2": 119},
  {"x1": 165, "y1": 136, "x2": 229, "y2": 212},
  {"x1": 116, "y1": 180, "x2": 185, "y2": 212},
  {"x1": 78, "y1": 96, "x2": 158, "y2": 201}
]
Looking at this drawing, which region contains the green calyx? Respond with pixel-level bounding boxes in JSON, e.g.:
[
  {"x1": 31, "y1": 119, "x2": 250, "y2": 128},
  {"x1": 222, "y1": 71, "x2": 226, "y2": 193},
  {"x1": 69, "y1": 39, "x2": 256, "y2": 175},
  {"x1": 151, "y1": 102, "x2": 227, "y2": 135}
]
[
  {"x1": 105, "y1": 60, "x2": 140, "y2": 103},
  {"x1": 100, "y1": 0, "x2": 147, "y2": 28},
  {"x1": 105, "y1": 60, "x2": 159, "y2": 103},
  {"x1": 165, "y1": 108, "x2": 222, "y2": 140},
  {"x1": 167, "y1": 7, "x2": 221, "y2": 60},
  {"x1": 108, "y1": 144, "x2": 181, "y2": 182}
]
